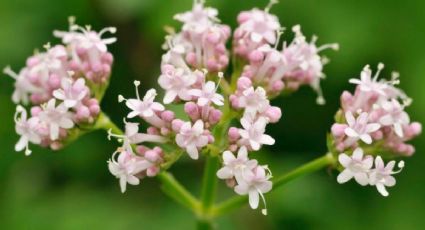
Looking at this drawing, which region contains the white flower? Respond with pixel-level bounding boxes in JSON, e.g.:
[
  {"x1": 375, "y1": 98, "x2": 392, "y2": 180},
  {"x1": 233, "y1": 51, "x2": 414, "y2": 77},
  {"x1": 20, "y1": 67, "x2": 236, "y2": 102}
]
[
  {"x1": 189, "y1": 81, "x2": 224, "y2": 106},
  {"x1": 108, "y1": 121, "x2": 167, "y2": 153},
  {"x1": 234, "y1": 165, "x2": 272, "y2": 214},
  {"x1": 239, "y1": 9, "x2": 280, "y2": 44},
  {"x1": 369, "y1": 156, "x2": 404, "y2": 197},
  {"x1": 108, "y1": 151, "x2": 152, "y2": 193},
  {"x1": 55, "y1": 23, "x2": 116, "y2": 53},
  {"x1": 174, "y1": 1, "x2": 218, "y2": 33},
  {"x1": 175, "y1": 120, "x2": 209, "y2": 160},
  {"x1": 3, "y1": 66, "x2": 36, "y2": 104},
  {"x1": 38, "y1": 99, "x2": 74, "y2": 140},
  {"x1": 344, "y1": 111, "x2": 380, "y2": 145},
  {"x1": 158, "y1": 66, "x2": 197, "y2": 104},
  {"x1": 216, "y1": 146, "x2": 258, "y2": 181},
  {"x1": 14, "y1": 106, "x2": 42, "y2": 155},
  {"x1": 239, "y1": 116, "x2": 275, "y2": 151},
  {"x1": 120, "y1": 82, "x2": 165, "y2": 119},
  {"x1": 349, "y1": 63, "x2": 387, "y2": 96},
  {"x1": 379, "y1": 99, "x2": 410, "y2": 137},
  {"x1": 53, "y1": 78, "x2": 88, "y2": 108},
  {"x1": 337, "y1": 148, "x2": 373, "y2": 186},
  {"x1": 238, "y1": 86, "x2": 270, "y2": 117}
]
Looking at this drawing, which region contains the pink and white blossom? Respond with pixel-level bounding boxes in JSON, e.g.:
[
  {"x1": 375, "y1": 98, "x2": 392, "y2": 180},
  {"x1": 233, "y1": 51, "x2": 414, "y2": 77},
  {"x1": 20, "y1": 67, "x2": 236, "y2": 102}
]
[
  {"x1": 337, "y1": 148, "x2": 373, "y2": 186},
  {"x1": 175, "y1": 120, "x2": 209, "y2": 160}
]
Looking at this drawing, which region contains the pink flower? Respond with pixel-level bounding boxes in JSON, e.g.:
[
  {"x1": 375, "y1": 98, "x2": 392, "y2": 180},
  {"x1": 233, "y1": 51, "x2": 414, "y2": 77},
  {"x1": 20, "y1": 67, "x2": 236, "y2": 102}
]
[
  {"x1": 14, "y1": 106, "x2": 42, "y2": 155},
  {"x1": 53, "y1": 78, "x2": 88, "y2": 108},
  {"x1": 158, "y1": 65, "x2": 198, "y2": 104},
  {"x1": 378, "y1": 99, "x2": 410, "y2": 137},
  {"x1": 337, "y1": 148, "x2": 373, "y2": 186},
  {"x1": 175, "y1": 120, "x2": 209, "y2": 160},
  {"x1": 189, "y1": 80, "x2": 224, "y2": 106},
  {"x1": 38, "y1": 99, "x2": 74, "y2": 141},
  {"x1": 238, "y1": 86, "x2": 270, "y2": 117},
  {"x1": 120, "y1": 82, "x2": 165, "y2": 119},
  {"x1": 344, "y1": 111, "x2": 380, "y2": 145},
  {"x1": 108, "y1": 151, "x2": 153, "y2": 193},
  {"x1": 234, "y1": 165, "x2": 272, "y2": 214},
  {"x1": 216, "y1": 146, "x2": 258, "y2": 181},
  {"x1": 369, "y1": 156, "x2": 404, "y2": 197},
  {"x1": 238, "y1": 117, "x2": 275, "y2": 151}
]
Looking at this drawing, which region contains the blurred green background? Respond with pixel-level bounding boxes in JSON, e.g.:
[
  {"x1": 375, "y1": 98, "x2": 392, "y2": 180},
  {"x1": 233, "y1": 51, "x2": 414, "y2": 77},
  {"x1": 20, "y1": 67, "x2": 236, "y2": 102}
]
[{"x1": 1, "y1": 0, "x2": 424, "y2": 229}]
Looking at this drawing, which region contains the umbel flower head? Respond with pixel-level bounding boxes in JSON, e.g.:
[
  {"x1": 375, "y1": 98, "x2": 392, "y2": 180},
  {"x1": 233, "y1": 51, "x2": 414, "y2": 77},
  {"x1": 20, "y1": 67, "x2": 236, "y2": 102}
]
[
  {"x1": 4, "y1": 17, "x2": 116, "y2": 154},
  {"x1": 105, "y1": 0, "x2": 340, "y2": 215},
  {"x1": 330, "y1": 64, "x2": 421, "y2": 196}
]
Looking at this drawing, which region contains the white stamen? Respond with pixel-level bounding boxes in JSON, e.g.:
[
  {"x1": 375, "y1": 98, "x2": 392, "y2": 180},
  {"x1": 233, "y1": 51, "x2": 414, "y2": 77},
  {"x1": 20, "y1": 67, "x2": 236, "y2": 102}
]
[
  {"x1": 265, "y1": 0, "x2": 279, "y2": 13},
  {"x1": 3, "y1": 66, "x2": 18, "y2": 80},
  {"x1": 118, "y1": 95, "x2": 125, "y2": 103},
  {"x1": 134, "y1": 81, "x2": 141, "y2": 100}
]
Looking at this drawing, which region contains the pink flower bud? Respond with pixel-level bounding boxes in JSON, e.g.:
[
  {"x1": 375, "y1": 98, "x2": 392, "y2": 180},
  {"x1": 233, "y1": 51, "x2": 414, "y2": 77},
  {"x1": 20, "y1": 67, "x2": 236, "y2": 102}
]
[
  {"x1": 161, "y1": 110, "x2": 175, "y2": 122},
  {"x1": 271, "y1": 80, "x2": 285, "y2": 92},
  {"x1": 146, "y1": 166, "x2": 160, "y2": 177},
  {"x1": 147, "y1": 127, "x2": 159, "y2": 135},
  {"x1": 209, "y1": 109, "x2": 222, "y2": 124},
  {"x1": 248, "y1": 50, "x2": 264, "y2": 62},
  {"x1": 228, "y1": 127, "x2": 240, "y2": 141},
  {"x1": 145, "y1": 150, "x2": 160, "y2": 162},
  {"x1": 136, "y1": 145, "x2": 149, "y2": 155},
  {"x1": 237, "y1": 77, "x2": 252, "y2": 90},
  {"x1": 184, "y1": 102, "x2": 199, "y2": 120},
  {"x1": 331, "y1": 124, "x2": 347, "y2": 137},
  {"x1": 265, "y1": 106, "x2": 282, "y2": 123},
  {"x1": 171, "y1": 119, "x2": 184, "y2": 132}
]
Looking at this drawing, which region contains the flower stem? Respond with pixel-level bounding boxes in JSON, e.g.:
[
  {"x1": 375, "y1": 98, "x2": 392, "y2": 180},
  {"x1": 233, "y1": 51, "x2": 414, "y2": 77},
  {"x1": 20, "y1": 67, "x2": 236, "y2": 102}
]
[
  {"x1": 157, "y1": 172, "x2": 201, "y2": 215},
  {"x1": 200, "y1": 156, "x2": 220, "y2": 213},
  {"x1": 211, "y1": 153, "x2": 336, "y2": 217},
  {"x1": 94, "y1": 112, "x2": 123, "y2": 135},
  {"x1": 94, "y1": 111, "x2": 202, "y2": 215}
]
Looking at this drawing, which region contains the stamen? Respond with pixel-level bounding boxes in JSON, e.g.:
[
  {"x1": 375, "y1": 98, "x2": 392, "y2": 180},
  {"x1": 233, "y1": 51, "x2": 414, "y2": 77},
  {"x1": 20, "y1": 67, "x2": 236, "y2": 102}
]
[
  {"x1": 43, "y1": 42, "x2": 51, "y2": 51},
  {"x1": 257, "y1": 189, "x2": 268, "y2": 215},
  {"x1": 215, "y1": 72, "x2": 224, "y2": 91},
  {"x1": 25, "y1": 146, "x2": 32, "y2": 156},
  {"x1": 118, "y1": 95, "x2": 125, "y2": 103},
  {"x1": 134, "y1": 80, "x2": 141, "y2": 100},
  {"x1": 373, "y1": 63, "x2": 384, "y2": 81},
  {"x1": 317, "y1": 43, "x2": 339, "y2": 52},
  {"x1": 274, "y1": 28, "x2": 284, "y2": 49},
  {"x1": 265, "y1": 0, "x2": 279, "y2": 13},
  {"x1": 68, "y1": 16, "x2": 76, "y2": 28},
  {"x1": 392, "y1": 160, "x2": 405, "y2": 174},
  {"x1": 3, "y1": 66, "x2": 18, "y2": 80},
  {"x1": 99, "y1": 27, "x2": 117, "y2": 36}
]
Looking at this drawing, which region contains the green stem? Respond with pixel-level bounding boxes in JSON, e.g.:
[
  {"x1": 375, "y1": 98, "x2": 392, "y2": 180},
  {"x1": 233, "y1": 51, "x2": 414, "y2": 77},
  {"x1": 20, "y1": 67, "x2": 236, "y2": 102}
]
[
  {"x1": 157, "y1": 172, "x2": 201, "y2": 216},
  {"x1": 200, "y1": 156, "x2": 220, "y2": 213},
  {"x1": 211, "y1": 153, "x2": 336, "y2": 217},
  {"x1": 94, "y1": 112, "x2": 202, "y2": 216},
  {"x1": 94, "y1": 112, "x2": 123, "y2": 135}
]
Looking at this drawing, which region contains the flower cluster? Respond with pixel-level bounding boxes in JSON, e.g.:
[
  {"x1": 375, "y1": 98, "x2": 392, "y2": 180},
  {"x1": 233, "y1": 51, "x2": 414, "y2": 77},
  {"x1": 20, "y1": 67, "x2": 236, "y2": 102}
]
[
  {"x1": 163, "y1": 0, "x2": 231, "y2": 72},
  {"x1": 107, "y1": 0, "x2": 339, "y2": 214},
  {"x1": 330, "y1": 64, "x2": 421, "y2": 156},
  {"x1": 330, "y1": 64, "x2": 421, "y2": 195},
  {"x1": 4, "y1": 18, "x2": 116, "y2": 155},
  {"x1": 239, "y1": 25, "x2": 338, "y2": 102}
]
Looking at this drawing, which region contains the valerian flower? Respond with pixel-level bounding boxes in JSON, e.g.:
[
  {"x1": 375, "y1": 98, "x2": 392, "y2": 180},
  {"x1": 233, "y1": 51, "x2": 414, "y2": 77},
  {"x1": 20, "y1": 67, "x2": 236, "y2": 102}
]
[{"x1": 175, "y1": 120, "x2": 209, "y2": 160}]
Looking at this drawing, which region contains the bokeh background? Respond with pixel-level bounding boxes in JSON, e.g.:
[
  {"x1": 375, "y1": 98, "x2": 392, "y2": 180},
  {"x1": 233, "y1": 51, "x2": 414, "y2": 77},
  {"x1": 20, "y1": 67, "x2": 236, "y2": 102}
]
[{"x1": 1, "y1": 0, "x2": 424, "y2": 229}]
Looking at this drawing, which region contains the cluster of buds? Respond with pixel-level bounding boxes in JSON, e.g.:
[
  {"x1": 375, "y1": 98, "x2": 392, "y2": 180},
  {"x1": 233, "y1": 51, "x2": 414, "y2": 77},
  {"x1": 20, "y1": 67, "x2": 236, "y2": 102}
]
[
  {"x1": 330, "y1": 64, "x2": 421, "y2": 195},
  {"x1": 163, "y1": 0, "x2": 231, "y2": 72},
  {"x1": 4, "y1": 18, "x2": 116, "y2": 155}
]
